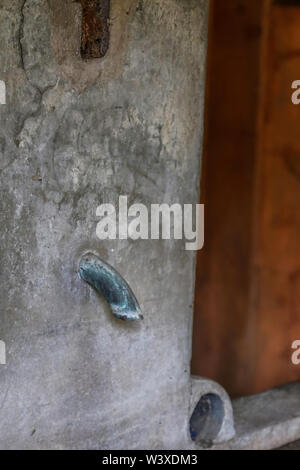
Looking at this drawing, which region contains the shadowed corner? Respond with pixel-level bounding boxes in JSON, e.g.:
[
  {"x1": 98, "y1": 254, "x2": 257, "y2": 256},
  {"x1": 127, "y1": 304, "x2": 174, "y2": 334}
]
[{"x1": 79, "y1": 253, "x2": 144, "y2": 322}]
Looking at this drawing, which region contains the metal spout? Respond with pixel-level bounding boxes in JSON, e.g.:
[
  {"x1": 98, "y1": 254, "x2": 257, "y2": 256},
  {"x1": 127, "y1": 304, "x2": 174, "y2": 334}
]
[{"x1": 79, "y1": 253, "x2": 143, "y2": 322}]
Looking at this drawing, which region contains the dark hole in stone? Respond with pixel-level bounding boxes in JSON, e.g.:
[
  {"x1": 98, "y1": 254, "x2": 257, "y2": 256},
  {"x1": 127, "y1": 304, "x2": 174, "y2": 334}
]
[
  {"x1": 190, "y1": 393, "x2": 225, "y2": 447},
  {"x1": 80, "y1": 0, "x2": 110, "y2": 60}
]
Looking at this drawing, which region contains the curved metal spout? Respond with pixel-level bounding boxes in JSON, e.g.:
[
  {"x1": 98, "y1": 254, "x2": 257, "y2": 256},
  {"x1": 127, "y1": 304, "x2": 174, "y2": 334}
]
[{"x1": 79, "y1": 254, "x2": 143, "y2": 321}]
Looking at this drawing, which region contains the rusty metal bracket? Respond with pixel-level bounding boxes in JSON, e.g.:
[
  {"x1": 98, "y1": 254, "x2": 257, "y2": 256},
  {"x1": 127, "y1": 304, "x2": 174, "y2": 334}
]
[{"x1": 80, "y1": 0, "x2": 110, "y2": 60}]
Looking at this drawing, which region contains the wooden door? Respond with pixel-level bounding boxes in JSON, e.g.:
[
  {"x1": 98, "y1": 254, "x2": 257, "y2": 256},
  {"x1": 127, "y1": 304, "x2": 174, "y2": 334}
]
[{"x1": 192, "y1": 0, "x2": 300, "y2": 397}]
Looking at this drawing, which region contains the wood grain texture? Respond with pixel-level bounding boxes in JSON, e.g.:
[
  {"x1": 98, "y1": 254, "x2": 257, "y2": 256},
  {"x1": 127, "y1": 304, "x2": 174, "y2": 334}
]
[
  {"x1": 252, "y1": 4, "x2": 300, "y2": 393},
  {"x1": 192, "y1": 0, "x2": 300, "y2": 397}
]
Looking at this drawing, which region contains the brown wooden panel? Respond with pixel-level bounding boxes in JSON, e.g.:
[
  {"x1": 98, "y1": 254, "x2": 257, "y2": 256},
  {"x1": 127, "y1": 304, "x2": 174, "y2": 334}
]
[
  {"x1": 252, "y1": 4, "x2": 300, "y2": 392},
  {"x1": 191, "y1": 0, "x2": 300, "y2": 397},
  {"x1": 192, "y1": 0, "x2": 270, "y2": 397}
]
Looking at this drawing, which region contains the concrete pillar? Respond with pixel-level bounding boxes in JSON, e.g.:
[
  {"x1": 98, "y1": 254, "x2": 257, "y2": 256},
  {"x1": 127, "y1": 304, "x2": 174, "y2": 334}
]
[{"x1": 0, "y1": 0, "x2": 209, "y2": 449}]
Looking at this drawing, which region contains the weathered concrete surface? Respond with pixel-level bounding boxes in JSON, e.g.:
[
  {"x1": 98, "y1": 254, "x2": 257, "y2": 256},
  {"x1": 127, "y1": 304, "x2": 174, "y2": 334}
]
[
  {"x1": 212, "y1": 382, "x2": 300, "y2": 450},
  {"x1": 0, "y1": 0, "x2": 209, "y2": 449}
]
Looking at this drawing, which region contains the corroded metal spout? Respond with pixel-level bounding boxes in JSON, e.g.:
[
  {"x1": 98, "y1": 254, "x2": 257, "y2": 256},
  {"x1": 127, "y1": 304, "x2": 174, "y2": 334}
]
[{"x1": 79, "y1": 254, "x2": 143, "y2": 321}]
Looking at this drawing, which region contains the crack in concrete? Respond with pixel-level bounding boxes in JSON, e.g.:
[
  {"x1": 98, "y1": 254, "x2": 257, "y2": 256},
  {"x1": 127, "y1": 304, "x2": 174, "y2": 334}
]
[
  {"x1": 19, "y1": 0, "x2": 27, "y2": 71},
  {"x1": 16, "y1": 0, "x2": 61, "y2": 147},
  {"x1": 17, "y1": 80, "x2": 59, "y2": 143}
]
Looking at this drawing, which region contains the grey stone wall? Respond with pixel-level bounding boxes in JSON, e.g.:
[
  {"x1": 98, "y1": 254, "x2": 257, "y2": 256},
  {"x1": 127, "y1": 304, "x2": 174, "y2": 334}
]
[{"x1": 0, "y1": 0, "x2": 208, "y2": 449}]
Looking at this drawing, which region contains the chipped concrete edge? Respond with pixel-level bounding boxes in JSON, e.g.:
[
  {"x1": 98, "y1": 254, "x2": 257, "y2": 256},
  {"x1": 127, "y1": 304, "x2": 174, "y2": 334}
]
[{"x1": 214, "y1": 381, "x2": 300, "y2": 450}]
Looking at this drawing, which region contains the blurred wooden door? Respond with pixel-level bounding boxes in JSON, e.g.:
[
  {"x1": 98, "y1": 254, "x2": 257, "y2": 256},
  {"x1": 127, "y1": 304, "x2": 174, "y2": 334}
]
[{"x1": 192, "y1": 0, "x2": 300, "y2": 397}]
